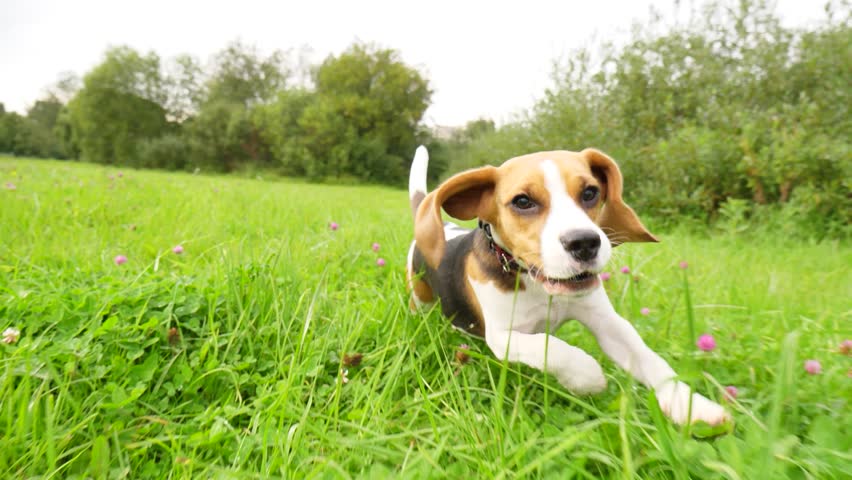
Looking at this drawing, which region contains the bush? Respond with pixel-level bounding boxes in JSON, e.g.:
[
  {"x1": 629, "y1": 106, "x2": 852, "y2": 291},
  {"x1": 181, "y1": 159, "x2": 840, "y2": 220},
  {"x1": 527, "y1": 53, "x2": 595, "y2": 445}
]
[
  {"x1": 0, "y1": 112, "x2": 62, "y2": 158},
  {"x1": 614, "y1": 126, "x2": 744, "y2": 221},
  {"x1": 136, "y1": 134, "x2": 197, "y2": 171}
]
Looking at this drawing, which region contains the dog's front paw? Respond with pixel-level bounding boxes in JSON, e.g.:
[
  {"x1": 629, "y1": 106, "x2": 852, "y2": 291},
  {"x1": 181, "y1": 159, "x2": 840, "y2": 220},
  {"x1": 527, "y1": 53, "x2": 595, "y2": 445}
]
[
  {"x1": 655, "y1": 381, "x2": 730, "y2": 426},
  {"x1": 558, "y1": 359, "x2": 608, "y2": 395}
]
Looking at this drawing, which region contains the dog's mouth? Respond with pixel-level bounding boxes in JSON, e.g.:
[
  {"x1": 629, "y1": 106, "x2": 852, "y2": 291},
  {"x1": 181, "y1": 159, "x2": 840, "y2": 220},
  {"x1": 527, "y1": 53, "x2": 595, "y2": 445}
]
[{"x1": 531, "y1": 269, "x2": 599, "y2": 295}]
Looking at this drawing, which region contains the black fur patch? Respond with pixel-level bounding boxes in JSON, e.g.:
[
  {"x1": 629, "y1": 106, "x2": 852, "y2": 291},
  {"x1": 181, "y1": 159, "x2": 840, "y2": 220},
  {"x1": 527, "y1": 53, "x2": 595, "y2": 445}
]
[{"x1": 412, "y1": 227, "x2": 524, "y2": 337}]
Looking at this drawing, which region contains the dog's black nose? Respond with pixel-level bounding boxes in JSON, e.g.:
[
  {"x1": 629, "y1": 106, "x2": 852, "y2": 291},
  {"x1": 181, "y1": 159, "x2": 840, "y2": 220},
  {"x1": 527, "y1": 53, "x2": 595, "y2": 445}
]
[{"x1": 560, "y1": 230, "x2": 601, "y2": 262}]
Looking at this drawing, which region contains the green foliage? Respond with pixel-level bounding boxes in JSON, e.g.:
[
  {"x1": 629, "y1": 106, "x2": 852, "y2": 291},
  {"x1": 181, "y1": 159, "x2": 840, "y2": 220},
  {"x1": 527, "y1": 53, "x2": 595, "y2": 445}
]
[
  {"x1": 135, "y1": 134, "x2": 197, "y2": 171},
  {"x1": 67, "y1": 47, "x2": 172, "y2": 165},
  {"x1": 1, "y1": 157, "x2": 850, "y2": 478},
  {"x1": 0, "y1": 111, "x2": 57, "y2": 158},
  {"x1": 205, "y1": 40, "x2": 289, "y2": 107},
  {"x1": 124, "y1": 41, "x2": 433, "y2": 181},
  {"x1": 184, "y1": 99, "x2": 270, "y2": 172},
  {"x1": 254, "y1": 43, "x2": 434, "y2": 183},
  {"x1": 254, "y1": 88, "x2": 314, "y2": 176},
  {"x1": 26, "y1": 97, "x2": 62, "y2": 133},
  {"x1": 163, "y1": 54, "x2": 205, "y2": 122},
  {"x1": 447, "y1": 0, "x2": 851, "y2": 236},
  {"x1": 426, "y1": 118, "x2": 506, "y2": 182},
  {"x1": 298, "y1": 44, "x2": 432, "y2": 183},
  {"x1": 4, "y1": 40, "x2": 437, "y2": 184},
  {"x1": 417, "y1": 133, "x2": 452, "y2": 188},
  {"x1": 169, "y1": 41, "x2": 290, "y2": 172},
  {"x1": 53, "y1": 106, "x2": 79, "y2": 159}
]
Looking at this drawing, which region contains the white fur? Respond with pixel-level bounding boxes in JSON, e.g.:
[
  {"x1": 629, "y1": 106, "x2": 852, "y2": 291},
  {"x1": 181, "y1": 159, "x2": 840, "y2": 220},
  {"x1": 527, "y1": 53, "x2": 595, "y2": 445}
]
[
  {"x1": 409, "y1": 145, "x2": 429, "y2": 200},
  {"x1": 475, "y1": 276, "x2": 728, "y2": 425},
  {"x1": 443, "y1": 222, "x2": 469, "y2": 241},
  {"x1": 539, "y1": 160, "x2": 612, "y2": 278},
  {"x1": 471, "y1": 277, "x2": 607, "y2": 393}
]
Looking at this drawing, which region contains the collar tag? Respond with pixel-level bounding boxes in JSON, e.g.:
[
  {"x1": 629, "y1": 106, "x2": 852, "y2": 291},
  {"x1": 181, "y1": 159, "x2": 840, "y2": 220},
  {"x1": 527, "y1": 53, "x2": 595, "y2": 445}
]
[
  {"x1": 498, "y1": 251, "x2": 512, "y2": 273},
  {"x1": 479, "y1": 220, "x2": 523, "y2": 274}
]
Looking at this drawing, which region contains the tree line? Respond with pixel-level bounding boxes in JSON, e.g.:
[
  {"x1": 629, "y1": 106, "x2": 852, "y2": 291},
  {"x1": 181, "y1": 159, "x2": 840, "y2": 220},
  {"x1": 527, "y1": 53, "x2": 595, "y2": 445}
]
[
  {"x1": 441, "y1": 0, "x2": 850, "y2": 236},
  {"x1": 0, "y1": 41, "x2": 447, "y2": 185},
  {"x1": 1, "y1": 0, "x2": 848, "y2": 234}
]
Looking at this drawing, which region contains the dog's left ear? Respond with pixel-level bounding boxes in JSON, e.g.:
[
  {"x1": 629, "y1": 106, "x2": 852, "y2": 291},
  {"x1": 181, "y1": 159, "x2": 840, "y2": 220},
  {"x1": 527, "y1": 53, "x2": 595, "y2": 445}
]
[
  {"x1": 583, "y1": 148, "x2": 658, "y2": 246},
  {"x1": 415, "y1": 166, "x2": 497, "y2": 268}
]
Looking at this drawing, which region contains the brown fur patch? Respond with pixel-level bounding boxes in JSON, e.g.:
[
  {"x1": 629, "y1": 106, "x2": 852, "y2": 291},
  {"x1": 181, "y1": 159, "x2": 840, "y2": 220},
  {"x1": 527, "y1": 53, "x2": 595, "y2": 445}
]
[
  {"x1": 410, "y1": 277, "x2": 435, "y2": 304},
  {"x1": 407, "y1": 258, "x2": 435, "y2": 311}
]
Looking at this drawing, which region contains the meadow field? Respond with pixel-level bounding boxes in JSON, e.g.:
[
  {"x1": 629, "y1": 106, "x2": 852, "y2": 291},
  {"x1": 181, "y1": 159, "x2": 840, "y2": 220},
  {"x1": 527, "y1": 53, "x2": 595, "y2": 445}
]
[{"x1": 1, "y1": 156, "x2": 850, "y2": 479}]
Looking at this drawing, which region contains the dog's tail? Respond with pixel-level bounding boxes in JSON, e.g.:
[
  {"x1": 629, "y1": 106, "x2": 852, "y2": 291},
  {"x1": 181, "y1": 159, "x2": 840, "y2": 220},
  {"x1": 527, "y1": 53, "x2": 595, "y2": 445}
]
[{"x1": 409, "y1": 146, "x2": 429, "y2": 218}]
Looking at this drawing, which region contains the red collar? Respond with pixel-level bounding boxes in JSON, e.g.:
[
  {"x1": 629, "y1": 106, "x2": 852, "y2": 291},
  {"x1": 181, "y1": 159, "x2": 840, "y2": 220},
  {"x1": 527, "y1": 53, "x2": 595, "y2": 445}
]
[{"x1": 479, "y1": 221, "x2": 526, "y2": 274}]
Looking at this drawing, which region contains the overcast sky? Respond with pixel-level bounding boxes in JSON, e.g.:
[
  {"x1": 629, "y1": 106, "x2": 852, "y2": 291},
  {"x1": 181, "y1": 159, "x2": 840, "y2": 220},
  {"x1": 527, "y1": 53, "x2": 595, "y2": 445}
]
[{"x1": 0, "y1": 0, "x2": 830, "y2": 126}]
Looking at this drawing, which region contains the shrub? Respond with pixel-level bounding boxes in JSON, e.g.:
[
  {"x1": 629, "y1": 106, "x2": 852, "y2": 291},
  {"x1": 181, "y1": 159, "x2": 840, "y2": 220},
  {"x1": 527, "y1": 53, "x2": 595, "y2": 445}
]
[{"x1": 136, "y1": 134, "x2": 196, "y2": 171}]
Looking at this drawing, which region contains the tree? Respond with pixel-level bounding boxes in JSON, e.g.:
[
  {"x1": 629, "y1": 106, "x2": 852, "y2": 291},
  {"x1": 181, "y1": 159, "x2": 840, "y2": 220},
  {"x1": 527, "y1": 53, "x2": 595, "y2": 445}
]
[
  {"x1": 164, "y1": 54, "x2": 205, "y2": 122},
  {"x1": 67, "y1": 46, "x2": 171, "y2": 164},
  {"x1": 428, "y1": 118, "x2": 498, "y2": 178},
  {"x1": 205, "y1": 40, "x2": 289, "y2": 107},
  {"x1": 186, "y1": 100, "x2": 262, "y2": 171},
  {"x1": 11, "y1": 40, "x2": 438, "y2": 183},
  {"x1": 0, "y1": 111, "x2": 56, "y2": 158},
  {"x1": 298, "y1": 43, "x2": 432, "y2": 183},
  {"x1": 27, "y1": 96, "x2": 63, "y2": 133},
  {"x1": 254, "y1": 88, "x2": 315, "y2": 175},
  {"x1": 0, "y1": 106, "x2": 16, "y2": 154},
  {"x1": 46, "y1": 72, "x2": 81, "y2": 104},
  {"x1": 0, "y1": 87, "x2": 69, "y2": 158},
  {"x1": 454, "y1": 118, "x2": 496, "y2": 143},
  {"x1": 54, "y1": 106, "x2": 78, "y2": 159},
  {"x1": 182, "y1": 41, "x2": 291, "y2": 170}
]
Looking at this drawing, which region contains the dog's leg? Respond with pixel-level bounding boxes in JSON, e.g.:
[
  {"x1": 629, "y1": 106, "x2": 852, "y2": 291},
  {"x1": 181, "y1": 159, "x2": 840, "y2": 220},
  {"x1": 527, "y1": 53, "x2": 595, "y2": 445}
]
[
  {"x1": 572, "y1": 288, "x2": 729, "y2": 425},
  {"x1": 406, "y1": 241, "x2": 434, "y2": 312},
  {"x1": 407, "y1": 276, "x2": 434, "y2": 312},
  {"x1": 485, "y1": 329, "x2": 607, "y2": 394}
]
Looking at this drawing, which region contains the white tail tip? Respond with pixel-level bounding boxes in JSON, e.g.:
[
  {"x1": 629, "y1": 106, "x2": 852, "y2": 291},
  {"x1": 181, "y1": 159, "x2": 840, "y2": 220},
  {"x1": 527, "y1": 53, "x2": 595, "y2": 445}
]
[{"x1": 409, "y1": 145, "x2": 429, "y2": 199}]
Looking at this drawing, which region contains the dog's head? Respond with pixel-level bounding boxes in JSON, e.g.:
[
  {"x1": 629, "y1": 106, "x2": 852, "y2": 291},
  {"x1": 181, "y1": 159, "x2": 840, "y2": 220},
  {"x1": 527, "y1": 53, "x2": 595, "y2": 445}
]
[{"x1": 414, "y1": 149, "x2": 657, "y2": 295}]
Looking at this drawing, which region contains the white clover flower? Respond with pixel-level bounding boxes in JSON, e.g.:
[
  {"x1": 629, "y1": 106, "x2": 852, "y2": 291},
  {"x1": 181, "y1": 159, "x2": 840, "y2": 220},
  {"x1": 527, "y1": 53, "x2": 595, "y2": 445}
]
[{"x1": 2, "y1": 327, "x2": 21, "y2": 344}]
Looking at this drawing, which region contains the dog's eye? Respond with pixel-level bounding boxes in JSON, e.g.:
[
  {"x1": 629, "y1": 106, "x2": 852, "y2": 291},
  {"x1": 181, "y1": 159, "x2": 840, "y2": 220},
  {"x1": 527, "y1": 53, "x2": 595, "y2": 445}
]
[
  {"x1": 580, "y1": 186, "x2": 599, "y2": 208},
  {"x1": 511, "y1": 194, "x2": 535, "y2": 210}
]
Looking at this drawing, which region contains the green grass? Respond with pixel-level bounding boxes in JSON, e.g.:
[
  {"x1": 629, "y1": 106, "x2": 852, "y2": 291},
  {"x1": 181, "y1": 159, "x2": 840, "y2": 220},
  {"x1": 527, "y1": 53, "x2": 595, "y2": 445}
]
[{"x1": 1, "y1": 156, "x2": 850, "y2": 479}]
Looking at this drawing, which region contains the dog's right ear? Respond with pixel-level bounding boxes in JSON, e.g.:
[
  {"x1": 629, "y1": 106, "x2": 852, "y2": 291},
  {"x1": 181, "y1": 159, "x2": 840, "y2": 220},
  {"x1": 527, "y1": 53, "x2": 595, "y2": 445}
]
[
  {"x1": 582, "y1": 148, "x2": 658, "y2": 246},
  {"x1": 415, "y1": 166, "x2": 497, "y2": 268}
]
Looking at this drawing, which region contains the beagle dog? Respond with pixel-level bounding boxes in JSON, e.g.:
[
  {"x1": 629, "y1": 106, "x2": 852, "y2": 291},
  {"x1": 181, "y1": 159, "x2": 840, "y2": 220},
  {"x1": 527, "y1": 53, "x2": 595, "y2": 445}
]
[{"x1": 406, "y1": 147, "x2": 730, "y2": 426}]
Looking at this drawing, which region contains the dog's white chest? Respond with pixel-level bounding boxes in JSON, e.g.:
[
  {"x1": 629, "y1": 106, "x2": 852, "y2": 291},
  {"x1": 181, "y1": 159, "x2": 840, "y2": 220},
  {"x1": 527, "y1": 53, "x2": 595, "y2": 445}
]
[{"x1": 468, "y1": 276, "x2": 578, "y2": 334}]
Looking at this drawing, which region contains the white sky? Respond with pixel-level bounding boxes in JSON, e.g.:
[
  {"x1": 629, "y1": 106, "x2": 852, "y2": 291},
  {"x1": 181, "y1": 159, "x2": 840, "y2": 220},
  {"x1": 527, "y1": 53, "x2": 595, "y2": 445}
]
[{"x1": 0, "y1": 0, "x2": 830, "y2": 126}]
